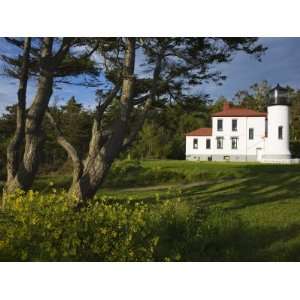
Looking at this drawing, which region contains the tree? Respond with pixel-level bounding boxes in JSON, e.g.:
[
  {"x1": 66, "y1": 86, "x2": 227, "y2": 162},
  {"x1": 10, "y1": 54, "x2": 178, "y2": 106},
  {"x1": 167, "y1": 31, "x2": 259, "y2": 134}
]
[
  {"x1": 290, "y1": 90, "x2": 300, "y2": 142},
  {"x1": 45, "y1": 37, "x2": 266, "y2": 203},
  {"x1": 39, "y1": 97, "x2": 93, "y2": 172},
  {"x1": 0, "y1": 105, "x2": 18, "y2": 179},
  {"x1": 2, "y1": 37, "x2": 98, "y2": 194},
  {"x1": 233, "y1": 80, "x2": 271, "y2": 112},
  {"x1": 210, "y1": 96, "x2": 230, "y2": 114},
  {"x1": 129, "y1": 96, "x2": 211, "y2": 159}
]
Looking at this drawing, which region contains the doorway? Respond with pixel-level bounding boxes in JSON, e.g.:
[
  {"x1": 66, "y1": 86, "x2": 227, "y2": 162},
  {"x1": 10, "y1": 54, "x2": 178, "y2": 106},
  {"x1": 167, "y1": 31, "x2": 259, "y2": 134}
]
[{"x1": 256, "y1": 148, "x2": 263, "y2": 161}]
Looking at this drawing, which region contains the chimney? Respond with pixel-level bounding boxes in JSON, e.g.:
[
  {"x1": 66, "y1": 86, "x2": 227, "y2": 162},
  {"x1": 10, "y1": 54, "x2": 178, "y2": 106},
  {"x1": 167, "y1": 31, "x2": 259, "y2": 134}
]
[{"x1": 223, "y1": 101, "x2": 230, "y2": 111}]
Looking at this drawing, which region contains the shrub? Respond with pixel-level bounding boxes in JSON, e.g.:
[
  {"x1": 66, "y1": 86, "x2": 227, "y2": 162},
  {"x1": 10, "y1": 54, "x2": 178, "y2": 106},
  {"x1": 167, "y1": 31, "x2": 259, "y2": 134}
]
[
  {"x1": 0, "y1": 190, "x2": 198, "y2": 262},
  {"x1": 105, "y1": 159, "x2": 144, "y2": 187},
  {"x1": 0, "y1": 189, "x2": 258, "y2": 261}
]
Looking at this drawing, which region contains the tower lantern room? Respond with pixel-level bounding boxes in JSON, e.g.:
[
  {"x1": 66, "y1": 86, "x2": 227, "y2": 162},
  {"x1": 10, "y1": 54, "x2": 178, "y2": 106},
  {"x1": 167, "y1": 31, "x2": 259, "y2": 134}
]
[{"x1": 268, "y1": 84, "x2": 290, "y2": 106}]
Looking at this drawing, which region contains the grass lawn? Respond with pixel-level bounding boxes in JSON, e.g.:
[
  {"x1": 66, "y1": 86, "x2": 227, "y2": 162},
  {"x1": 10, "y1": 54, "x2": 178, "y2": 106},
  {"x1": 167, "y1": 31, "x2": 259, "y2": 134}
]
[
  {"x1": 2, "y1": 159, "x2": 300, "y2": 261},
  {"x1": 101, "y1": 160, "x2": 300, "y2": 261}
]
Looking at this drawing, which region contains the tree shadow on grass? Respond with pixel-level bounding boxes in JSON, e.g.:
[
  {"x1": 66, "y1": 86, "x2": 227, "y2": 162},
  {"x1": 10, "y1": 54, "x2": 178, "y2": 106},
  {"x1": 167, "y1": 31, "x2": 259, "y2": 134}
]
[
  {"x1": 181, "y1": 172, "x2": 300, "y2": 210},
  {"x1": 186, "y1": 220, "x2": 300, "y2": 262},
  {"x1": 176, "y1": 170, "x2": 300, "y2": 261}
]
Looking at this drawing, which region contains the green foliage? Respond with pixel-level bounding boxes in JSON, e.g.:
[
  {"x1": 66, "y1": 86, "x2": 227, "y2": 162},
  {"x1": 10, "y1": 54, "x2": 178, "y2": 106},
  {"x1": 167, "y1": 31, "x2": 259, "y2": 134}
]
[
  {"x1": 110, "y1": 159, "x2": 143, "y2": 176},
  {"x1": 0, "y1": 189, "x2": 201, "y2": 262},
  {"x1": 2, "y1": 161, "x2": 300, "y2": 261},
  {"x1": 290, "y1": 90, "x2": 300, "y2": 142},
  {"x1": 41, "y1": 97, "x2": 93, "y2": 172},
  {"x1": 233, "y1": 80, "x2": 271, "y2": 112},
  {"x1": 129, "y1": 98, "x2": 210, "y2": 160},
  {"x1": 0, "y1": 105, "x2": 17, "y2": 179},
  {"x1": 290, "y1": 141, "x2": 300, "y2": 157},
  {"x1": 35, "y1": 159, "x2": 300, "y2": 191}
]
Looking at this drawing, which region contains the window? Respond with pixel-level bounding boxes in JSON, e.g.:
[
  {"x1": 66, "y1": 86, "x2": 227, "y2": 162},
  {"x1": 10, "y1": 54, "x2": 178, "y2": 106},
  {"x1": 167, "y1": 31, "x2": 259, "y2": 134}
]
[
  {"x1": 278, "y1": 126, "x2": 283, "y2": 139},
  {"x1": 231, "y1": 137, "x2": 238, "y2": 149},
  {"x1": 216, "y1": 137, "x2": 223, "y2": 149},
  {"x1": 193, "y1": 138, "x2": 198, "y2": 149},
  {"x1": 217, "y1": 119, "x2": 223, "y2": 131},
  {"x1": 232, "y1": 119, "x2": 237, "y2": 131},
  {"x1": 249, "y1": 128, "x2": 254, "y2": 140},
  {"x1": 206, "y1": 139, "x2": 211, "y2": 149}
]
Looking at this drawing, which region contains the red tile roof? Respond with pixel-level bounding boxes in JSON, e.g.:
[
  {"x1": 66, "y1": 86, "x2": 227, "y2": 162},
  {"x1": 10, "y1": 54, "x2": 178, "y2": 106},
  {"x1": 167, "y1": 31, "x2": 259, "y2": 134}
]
[
  {"x1": 186, "y1": 127, "x2": 212, "y2": 136},
  {"x1": 212, "y1": 101, "x2": 267, "y2": 117}
]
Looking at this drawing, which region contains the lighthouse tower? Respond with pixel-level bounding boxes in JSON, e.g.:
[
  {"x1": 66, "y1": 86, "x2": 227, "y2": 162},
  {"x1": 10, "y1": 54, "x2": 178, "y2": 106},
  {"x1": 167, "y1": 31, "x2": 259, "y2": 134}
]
[{"x1": 264, "y1": 84, "x2": 291, "y2": 160}]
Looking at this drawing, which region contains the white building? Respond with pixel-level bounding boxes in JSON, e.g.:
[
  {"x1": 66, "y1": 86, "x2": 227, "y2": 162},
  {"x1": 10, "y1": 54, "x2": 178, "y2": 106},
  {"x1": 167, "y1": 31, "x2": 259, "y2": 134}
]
[{"x1": 185, "y1": 85, "x2": 299, "y2": 163}]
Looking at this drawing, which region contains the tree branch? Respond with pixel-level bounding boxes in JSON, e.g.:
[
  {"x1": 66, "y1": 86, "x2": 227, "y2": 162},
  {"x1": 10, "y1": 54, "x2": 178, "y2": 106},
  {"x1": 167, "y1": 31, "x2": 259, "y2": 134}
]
[
  {"x1": 46, "y1": 111, "x2": 83, "y2": 183},
  {"x1": 122, "y1": 45, "x2": 164, "y2": 151},
  {"x1": 122, "y1": 99, "x2": 151, "y2": 151},
  {"x1": 132, "y1": 93, "x2": 151, "y2": 105},
  {"x1": 53, "y1": 38, "x2": 74, "y2": 65},
  {"x1": 79, "y1": 41, "x2": 100, "y2": 60},
  {"x1": 96, "y1": 84, "x2": 120, "y2": 122}
]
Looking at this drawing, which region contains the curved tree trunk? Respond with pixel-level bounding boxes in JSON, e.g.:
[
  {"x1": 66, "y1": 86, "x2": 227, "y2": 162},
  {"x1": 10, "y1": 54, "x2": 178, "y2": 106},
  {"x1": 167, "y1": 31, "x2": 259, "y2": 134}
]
[
  {"x1": 68, "y1": 156, "x2": 112, "y2": 201},
  {"x1": 69, "y1": 38, "x2": 136, "y2": 202},
  {"x1": 48, "y1": 38, "x2": 161, "y2": 203},
  {"x1": 67, "y1": 38, "x2": 162, "y2": 203}
]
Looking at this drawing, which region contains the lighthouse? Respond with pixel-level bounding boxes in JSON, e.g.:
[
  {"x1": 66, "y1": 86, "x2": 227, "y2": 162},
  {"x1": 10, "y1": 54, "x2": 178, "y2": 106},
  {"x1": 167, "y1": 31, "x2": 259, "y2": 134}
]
[{"x1": 264, "y1": 84, "x2": 291, "y2": 160}]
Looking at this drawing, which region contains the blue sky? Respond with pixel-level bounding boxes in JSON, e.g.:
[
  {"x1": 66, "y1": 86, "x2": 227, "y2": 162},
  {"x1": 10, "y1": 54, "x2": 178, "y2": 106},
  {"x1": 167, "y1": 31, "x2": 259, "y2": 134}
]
[
  {"x1": 201, "y1": 37, "x2": 300, "y2": 99},
  {"x1": 1, "y1": 37, "x2": 300, "y2": 113}
]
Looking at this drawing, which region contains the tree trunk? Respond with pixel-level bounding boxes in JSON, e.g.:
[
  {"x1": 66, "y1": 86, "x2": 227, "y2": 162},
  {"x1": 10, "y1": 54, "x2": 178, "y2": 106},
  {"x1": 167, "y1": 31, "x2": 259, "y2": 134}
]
[
  {"x1": 5, "y1": 74, "x2": 54, "y2": 193},
  {"x1": 69, "y1": 155, "x2": 112, "y2": 201},
  {"x1": 51, "y1": 38, "x2": 165, "y2": 203},
  {"x1": 6, "y1": 38, "x2": 31, "y2": 184},
  {"x1": 68, "y1": 38, "x2": 136, "y2": 202},
  {"x1": 67, "y1": 38, "x2": 164, "y2": 203},
  {"x1": 5, "y1": 38, "x2": 55, "y2": 193}
]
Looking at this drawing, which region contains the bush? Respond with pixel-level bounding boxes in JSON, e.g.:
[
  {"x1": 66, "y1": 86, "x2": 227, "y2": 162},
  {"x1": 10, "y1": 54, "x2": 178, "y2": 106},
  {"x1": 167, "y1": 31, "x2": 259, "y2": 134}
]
[
  {"x1": 0, "y1": 189, "x2": 260, "y2": 261},
  {"x1": 290, "y1": 141, "x2": 300, "y2": 158},
  {"x1": 106, "y1": 159, "x2": 188, "y2": 188},
  {"x1": 105, "y1": 159, "x2": 144, "y2": 187},
  {"x1": 111, "y1": 159, "x2": 143, "y2": 176},
  {"x1": 0, "y1": 189, "x2": 199, "y2": 261}
]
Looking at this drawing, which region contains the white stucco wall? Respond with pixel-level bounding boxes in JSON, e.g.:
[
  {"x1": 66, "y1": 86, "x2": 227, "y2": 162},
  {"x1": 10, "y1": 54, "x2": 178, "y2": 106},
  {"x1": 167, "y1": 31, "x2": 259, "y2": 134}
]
[
  {"x1": 186, "y1": 136, "x2": 213, "y2": 157},
  {"x1": 186, "y1": 116, "x2": 266, "y2": 160},
  {"x1": 265, "y1": 105, "x2": 290, "y2": 157},
  {"x1": 211, "y1": 116, "x2": 265, "y2": 157}
]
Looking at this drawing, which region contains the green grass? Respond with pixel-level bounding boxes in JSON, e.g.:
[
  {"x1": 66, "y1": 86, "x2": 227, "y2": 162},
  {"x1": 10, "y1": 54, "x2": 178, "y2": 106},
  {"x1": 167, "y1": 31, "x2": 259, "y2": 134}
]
[
  {"x1": 2, "y1": 159, "x2": 300, "y2": 261},
  {"x1": 101, "y1": 160, "x2": 300, "y2": 261}
]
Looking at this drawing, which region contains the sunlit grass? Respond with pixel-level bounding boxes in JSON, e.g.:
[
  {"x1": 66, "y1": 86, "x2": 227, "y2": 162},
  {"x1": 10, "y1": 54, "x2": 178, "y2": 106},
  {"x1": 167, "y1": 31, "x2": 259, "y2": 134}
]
[{"x1": 2, "y1": 159, "x2": 300, "y2": 261}]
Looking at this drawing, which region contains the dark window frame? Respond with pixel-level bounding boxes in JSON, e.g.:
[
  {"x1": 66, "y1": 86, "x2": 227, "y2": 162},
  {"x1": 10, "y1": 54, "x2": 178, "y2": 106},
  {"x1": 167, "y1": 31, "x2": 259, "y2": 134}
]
[
  {"x1": 249, "y1": 128, "x2": 254, "y2": 140},
  {"x1": 206, "y1": 138, "x2": 211, "y2": 149},
  {"x1": 278, "y1": 126, "x2": 283, "y2": 140},
  {"x1": 231, "y1": 137, "x2": 238, "y2": 149},
  {"x1": 193, "y1": 138, "x2": 198, "y2": 149},
  {"x1": 217, "y1": 119, "x2": 223, "y2": 131},
  {"x1": 232, "y1": 119, "x2": 237, "y2": 131},
  {"x1": 216, "y1": 137, "x2": 223, "y2": 149}
]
